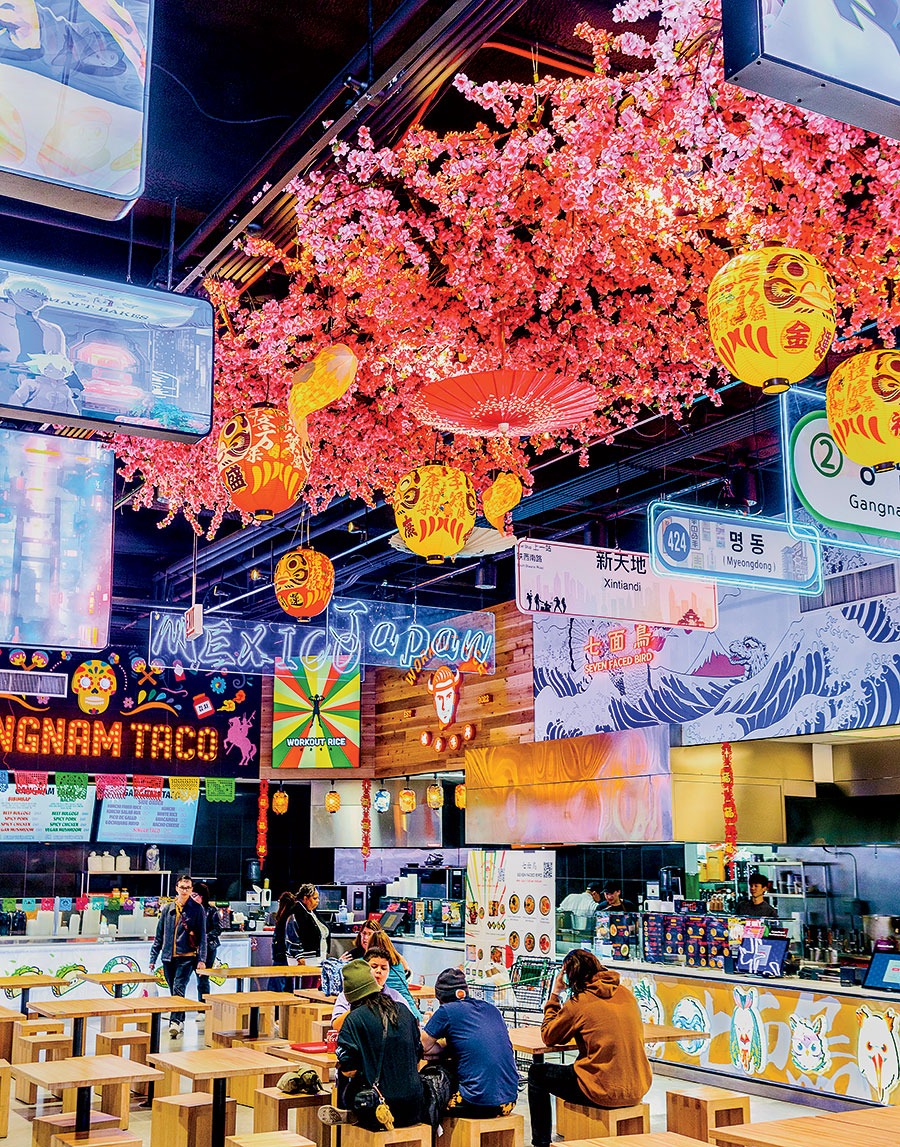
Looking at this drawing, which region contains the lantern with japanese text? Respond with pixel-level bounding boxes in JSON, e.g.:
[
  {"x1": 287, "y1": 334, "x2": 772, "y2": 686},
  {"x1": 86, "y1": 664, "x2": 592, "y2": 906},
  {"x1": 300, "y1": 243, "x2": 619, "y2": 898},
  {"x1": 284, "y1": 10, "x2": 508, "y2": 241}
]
[
  {"x1": 288, "y1": 343, "x2": 359, "y2": 427},
  {"x1": 216, "y1": 403, "x2": 311, "y2": 521},
  {"x1": 325, "y1": 788, "x2": 341, "y2": 814},
  {"x1": 398, "y1": 784, "x2": 417, "y2": 813},
  {"x1": 707, "y1": 247, "x2": 836, "y2": 393},
  {"x1": 274, "y1": 547, "x2": 334, "y2": 620},
  {"x1": 392, "y1": 465, "x2": 476, "y2": 564},
  {"x1": 482, "y1": 472, "x2": 522, "y2": 535},
  {"x1": 826, "y1": 349, "x2": 900, "y2": 471},
  {"x1": 426, "y1": 780, "x2": 444, "y2": 809},
  {"x1": 454, "y1": 783, "x2": 466, "y2": 809}
]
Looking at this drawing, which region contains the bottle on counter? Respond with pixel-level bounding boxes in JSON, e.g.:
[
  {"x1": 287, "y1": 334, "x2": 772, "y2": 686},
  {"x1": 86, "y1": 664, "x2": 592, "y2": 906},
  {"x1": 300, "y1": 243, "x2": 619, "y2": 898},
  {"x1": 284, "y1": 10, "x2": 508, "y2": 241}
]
[
  {"x1": 115, "y1": 850, "x2": 130, "y2": 872},
  {"x1": 337, "y1": 899, "x2": 349, "y2": 925},
  {"x1": 100, "y1": 851, "x2": 115, "y2": 872},
  {"x1": 145, "y1": 844, "x2": 160, "y2": 871}
]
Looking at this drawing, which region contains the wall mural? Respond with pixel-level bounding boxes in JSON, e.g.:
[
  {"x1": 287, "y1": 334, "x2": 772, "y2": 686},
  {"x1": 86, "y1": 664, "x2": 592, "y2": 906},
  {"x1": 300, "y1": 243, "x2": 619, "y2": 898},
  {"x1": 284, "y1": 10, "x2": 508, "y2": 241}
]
[{"x1": 533, "y1": 549, "x2": 900, "y2": 745}]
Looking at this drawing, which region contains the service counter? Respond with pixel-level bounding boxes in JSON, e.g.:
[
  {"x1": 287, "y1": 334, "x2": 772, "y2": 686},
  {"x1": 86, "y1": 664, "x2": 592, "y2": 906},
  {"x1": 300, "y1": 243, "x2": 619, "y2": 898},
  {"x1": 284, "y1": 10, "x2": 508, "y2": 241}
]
[
  {"x1": 392, "y1": 936, "x2": 464, "y2": 983},
  {"x1": 610, "y1": 957, "x2": 900, "y2": 1106},
  {"x1": 0, "y1": 933, "x2": 251, "y2": 1005}
]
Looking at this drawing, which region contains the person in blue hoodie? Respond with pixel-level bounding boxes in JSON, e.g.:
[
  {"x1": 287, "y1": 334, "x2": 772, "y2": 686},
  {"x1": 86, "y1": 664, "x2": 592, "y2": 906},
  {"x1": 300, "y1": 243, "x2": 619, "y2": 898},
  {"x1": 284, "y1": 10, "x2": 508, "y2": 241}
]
[{"x1": 149, "y1": 873, "x2": 207, "y2": 1038}]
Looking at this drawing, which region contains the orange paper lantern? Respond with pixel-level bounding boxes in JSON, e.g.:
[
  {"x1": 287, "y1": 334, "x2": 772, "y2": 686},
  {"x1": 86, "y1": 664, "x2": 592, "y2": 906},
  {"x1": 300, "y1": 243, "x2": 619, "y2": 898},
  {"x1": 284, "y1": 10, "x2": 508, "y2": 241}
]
[
  {"x1": 398, "y1": 786, "x2": 417, "y2": 813},
  {"x1": 289, "y1": 343, "x2": 358, "y2": 424},
  {"x1": 393, "y1": 465, "x2": 476, "y2": 564},
  {"x1": 482, "y1": 472, "x2": 522, "y2": 535},
  {"x1": 826, "y1": 349, "x2": 900, "y2": 471},
  {"x1": 454, "y1": 783, "x2": 466, "y2": 809},
  {"x1": 707, "y1": 246, "x2": 836, "y2": 393},
  {"x1": 272, "y1": 788, "x2": 289, "y2": 815},
  {"x1": 426, "y1": 781, "x2": 444, "y2": 809},
  {"x1": 217, "y1": 403, "x2": 311, "y2": 520},
  {"x1": 274, "y1": 548, "x2": 335, "y2": 620},
  {"x1": 325, "y1": 788, "x2": 341, "y2": 814}
]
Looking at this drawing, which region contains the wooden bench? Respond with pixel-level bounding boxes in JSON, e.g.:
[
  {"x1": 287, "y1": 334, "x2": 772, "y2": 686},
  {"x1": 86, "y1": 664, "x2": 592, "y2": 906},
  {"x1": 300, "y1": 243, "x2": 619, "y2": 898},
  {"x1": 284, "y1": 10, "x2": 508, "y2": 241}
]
[
  {"x1": 32, "y1": 1111, "x2": 119, "y2": 1147},
  {"x1": 15, "y1": 1035, "x2": 72, "y2": 1104},
  {"x1": 225, "y1": 1134, "x2": 316, "y2": 1146},
  {"x1": 253, "y1": 1085, "x2": 329, "y2": 1143},
  {"x1": 150, "y1": 1091, "x2": 237, "y2": 1147},
  {"x1": 443, "y1": 1113, "x2": 524, "y2": 1147},
  {"x1": 555, "y1": 1097, "x2": 650, "y2": 1138},
  {"x1": 49, "y1": 1132, "x2": 141, "y2": 1147},
  {"x1": 667, "y1": 1086, "x2": 751, "y2": 1143},
  {"x1": 341, "y1": 1124, "x2": 432, "y2": 1147}
]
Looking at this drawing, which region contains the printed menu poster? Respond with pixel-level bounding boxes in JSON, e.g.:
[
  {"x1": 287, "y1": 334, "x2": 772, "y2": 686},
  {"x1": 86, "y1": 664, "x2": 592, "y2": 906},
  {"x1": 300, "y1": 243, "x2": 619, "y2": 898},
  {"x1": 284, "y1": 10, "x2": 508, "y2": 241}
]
[
  {"x1": 0, "y1": 783, "x2": 95, "y2": 842},
  {"x1": 465, "y1": 849, "x2": 556, "y2": 979}
]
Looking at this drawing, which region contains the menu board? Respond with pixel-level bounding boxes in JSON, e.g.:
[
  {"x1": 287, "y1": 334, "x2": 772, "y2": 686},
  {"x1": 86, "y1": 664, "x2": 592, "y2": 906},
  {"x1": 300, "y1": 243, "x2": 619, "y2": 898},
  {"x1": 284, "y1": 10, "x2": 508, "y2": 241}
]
[
  {"x1": 96, "y1": 791, "x2": 198, "y2": 845},
  {"x1": 465, "y1": 849, "x2": 556, "y2": 979},
  {"x1": 0, "y1": 783, "x2": 95, "y2": 842}
]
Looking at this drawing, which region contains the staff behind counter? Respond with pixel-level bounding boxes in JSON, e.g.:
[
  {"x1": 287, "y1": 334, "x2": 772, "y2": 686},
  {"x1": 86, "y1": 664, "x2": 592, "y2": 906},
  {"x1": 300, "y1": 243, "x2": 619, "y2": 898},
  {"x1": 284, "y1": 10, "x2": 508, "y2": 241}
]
[{"x1": 734, "y1": 871, "x2": 779, "y2": 919}]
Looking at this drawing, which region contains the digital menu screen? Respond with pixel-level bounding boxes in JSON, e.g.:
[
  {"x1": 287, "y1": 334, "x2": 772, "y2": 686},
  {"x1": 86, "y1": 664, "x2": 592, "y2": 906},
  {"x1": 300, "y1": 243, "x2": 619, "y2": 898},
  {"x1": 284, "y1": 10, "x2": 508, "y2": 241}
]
[
  {"x1": 96, "y1": 789, "x2": 198, "y2": 845},
  {"x1": 0, "y1": 782, "x2": 95, "y2": 841}
]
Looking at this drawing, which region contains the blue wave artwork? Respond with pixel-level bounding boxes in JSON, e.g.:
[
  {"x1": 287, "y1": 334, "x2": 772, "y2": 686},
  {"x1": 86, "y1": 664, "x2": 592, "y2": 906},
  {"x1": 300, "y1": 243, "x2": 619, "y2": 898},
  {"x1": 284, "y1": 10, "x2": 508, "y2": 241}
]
[{"x1": 533, "y1": 549, "x2": 900, "y2": 746}]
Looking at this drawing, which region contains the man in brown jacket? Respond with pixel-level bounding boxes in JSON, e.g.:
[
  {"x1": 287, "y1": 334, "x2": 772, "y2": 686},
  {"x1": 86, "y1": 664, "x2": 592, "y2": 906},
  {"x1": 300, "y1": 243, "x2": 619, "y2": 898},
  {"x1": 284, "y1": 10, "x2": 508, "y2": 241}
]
[{"x1": 528, "y1": 949, "x2": 652, "y2": 1146}]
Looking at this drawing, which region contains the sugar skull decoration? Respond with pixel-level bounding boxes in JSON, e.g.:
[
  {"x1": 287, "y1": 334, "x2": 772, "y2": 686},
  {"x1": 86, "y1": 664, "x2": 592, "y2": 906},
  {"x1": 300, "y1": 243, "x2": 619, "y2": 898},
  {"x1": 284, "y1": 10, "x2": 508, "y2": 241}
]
[
  {"x1": 708, "y1": 246, "x2": 836, "y2": 393},
  {"x1": 216, "y1": 403, "x2": 311, "y2": 521},
  {"x1": 72, "y1": 659, "x2": 117, "y2": 715},
  {"x1": 428, "y1": 664, "x2": 461, "y2": 729},
  {"x1": 826, "y1": 349, "x2": 900, "y2": 471},
  {"x1": 274, "y1": 547, "x2": 335, "y2": 620},
  {"x1": 288, "y1": 343, "x2": 358, "y2": 428},
  {"x1": 482, "y1": 472, "x2": 522, "y2": 535},
  {"x1": 392, "y1": 465, "x2": 476, "y2": 564}
]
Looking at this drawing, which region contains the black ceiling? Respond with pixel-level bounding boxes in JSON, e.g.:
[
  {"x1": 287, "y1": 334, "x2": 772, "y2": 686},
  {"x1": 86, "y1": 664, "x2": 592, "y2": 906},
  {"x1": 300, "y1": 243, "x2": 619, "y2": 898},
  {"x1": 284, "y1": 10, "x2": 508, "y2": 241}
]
[{"x1": 0, "y1": 0, "x2": 794, "y2": 641}]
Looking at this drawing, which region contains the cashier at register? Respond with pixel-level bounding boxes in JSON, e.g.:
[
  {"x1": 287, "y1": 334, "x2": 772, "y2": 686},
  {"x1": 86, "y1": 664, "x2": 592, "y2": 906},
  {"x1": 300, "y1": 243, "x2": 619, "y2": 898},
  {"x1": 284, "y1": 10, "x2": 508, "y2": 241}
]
[{"x1": 735, "y1": 872, "x2": 779, "y2": 918}]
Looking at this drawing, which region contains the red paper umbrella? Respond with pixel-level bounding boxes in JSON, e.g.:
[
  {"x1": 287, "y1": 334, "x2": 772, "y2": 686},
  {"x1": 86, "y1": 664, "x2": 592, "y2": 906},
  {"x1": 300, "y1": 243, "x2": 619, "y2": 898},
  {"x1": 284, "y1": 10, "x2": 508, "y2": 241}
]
[{"x1": 410, "y1": 369, "x2": 598, "y2": 437}]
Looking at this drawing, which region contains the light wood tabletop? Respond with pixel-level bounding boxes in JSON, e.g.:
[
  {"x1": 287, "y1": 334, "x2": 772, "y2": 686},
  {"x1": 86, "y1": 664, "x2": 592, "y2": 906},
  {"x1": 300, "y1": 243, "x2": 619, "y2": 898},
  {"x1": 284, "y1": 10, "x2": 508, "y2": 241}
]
[
  {"x1": 508, "y1": 1023, "x2": 710, "y2": 1058},
  {"x1": 293, "y1": 989, "x2": 336, "y2": 1003},
  {"x1": 565, "y1": 1137, "x2": 709, "y2": 1147},
  {"x1": 79, "y1": 971, "x2": 160, "y2": 997},
  {"x1": 210, "y1": 990, "x2": 309, "y2": 1039},
  {"x1": 29, "y1": 997, "x2": 134, "y2": 1055},
  {"x1": 120, "y1": 994, "x2": 209, "y2": 1014},
  {"x1": 0, "y1": 972, "x2": 66, "y2": 1013},
  {"x1": 710, "y1": 1110, "x2": 900, "y2": 1147}
]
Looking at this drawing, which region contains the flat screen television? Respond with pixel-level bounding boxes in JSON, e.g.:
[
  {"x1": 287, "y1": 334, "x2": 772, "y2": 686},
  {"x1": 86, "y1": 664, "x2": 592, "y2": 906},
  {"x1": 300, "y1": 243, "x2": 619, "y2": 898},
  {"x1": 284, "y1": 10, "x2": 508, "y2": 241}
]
[
  {"x1": 96, "y1": 791, "x2": 198, "y2": 846},
  {"x1": 0, "y1": 783, "x2": 95, "y2": 842},
  {"x1": 863, "y1": 952, "x2": 900, "y2": 993},
  {"x1": 317, "y1": 888, "x2": 343, "y2": 912},
  {"x1": 736, "y1": 935, "x2": 789, "y2": 978}
]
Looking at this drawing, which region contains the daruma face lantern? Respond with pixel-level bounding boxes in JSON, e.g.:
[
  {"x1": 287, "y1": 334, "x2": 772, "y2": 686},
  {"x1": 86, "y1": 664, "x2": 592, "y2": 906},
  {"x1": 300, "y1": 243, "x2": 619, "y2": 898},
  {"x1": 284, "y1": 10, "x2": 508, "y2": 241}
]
[
  {"x1": 707, "y1": 247, "x2": 836, "y2": 393},
  {"x1": 393, "y1": 465, "x2": 476, "y2": 564},
  {"x1": 217, "y1": 403, "x2": 311, "y2": 520},
  {"x1": 274, "y1": 548, "x2": 335, "y2": 620},
  {"x1": 826, "y1": 349, "x2": 900, "y2": 471},
  {"x1": 289, "y1": 343, "x2": 358, "y2": 426}
]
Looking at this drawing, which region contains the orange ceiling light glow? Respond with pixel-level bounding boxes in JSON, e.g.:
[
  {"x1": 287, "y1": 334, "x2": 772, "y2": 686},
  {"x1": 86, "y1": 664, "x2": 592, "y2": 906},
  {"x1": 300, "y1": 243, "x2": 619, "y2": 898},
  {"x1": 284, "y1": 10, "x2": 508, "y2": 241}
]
[
  {"x1": 392, "y1": 464, "x2": 476, "y2": 564},
  {"x1": 707, "y1": 246, "x2": 836, "y2": 394},
  {"x1": 288, "y1": 343, "x2": 359, "y2": 425},
  {"x1": 216, "y1": 403, "x2": 311, "y2": 520},
  {"x1": 826, "y1": 349, "x2": 900, "y2": 471},
  {"x1": 274, "y1": 547, "x2": 335, "y2": 620}
]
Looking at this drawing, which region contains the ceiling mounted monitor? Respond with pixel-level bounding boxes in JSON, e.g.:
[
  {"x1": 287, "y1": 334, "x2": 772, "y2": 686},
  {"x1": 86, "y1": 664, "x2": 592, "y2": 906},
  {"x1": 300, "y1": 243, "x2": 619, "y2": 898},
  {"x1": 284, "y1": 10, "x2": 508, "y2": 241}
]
[
  {"x1": 0, "y1": 0, "x2": 154, "y2": 218},
  {"x1": 0, "y1": 258, "x2": 213, "y2": 442}
]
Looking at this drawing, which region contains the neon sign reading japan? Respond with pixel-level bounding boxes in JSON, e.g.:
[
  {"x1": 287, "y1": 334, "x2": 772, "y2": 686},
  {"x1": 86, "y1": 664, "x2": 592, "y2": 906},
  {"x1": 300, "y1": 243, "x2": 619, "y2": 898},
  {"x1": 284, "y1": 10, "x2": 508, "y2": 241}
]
[{"x1": 148, "y1": 598, "x2": 495, "y2": 676}]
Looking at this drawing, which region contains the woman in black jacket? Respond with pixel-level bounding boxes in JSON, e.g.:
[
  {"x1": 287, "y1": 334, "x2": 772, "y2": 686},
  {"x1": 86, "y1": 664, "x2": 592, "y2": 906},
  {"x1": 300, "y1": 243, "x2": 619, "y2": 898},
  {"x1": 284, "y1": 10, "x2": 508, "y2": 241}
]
[
  {"x1": 286, "y1": 883, "x2": 329, "y2": 962},
  {"x1": 191, "y1": 882, "x2": 221, "y2": 1001}
]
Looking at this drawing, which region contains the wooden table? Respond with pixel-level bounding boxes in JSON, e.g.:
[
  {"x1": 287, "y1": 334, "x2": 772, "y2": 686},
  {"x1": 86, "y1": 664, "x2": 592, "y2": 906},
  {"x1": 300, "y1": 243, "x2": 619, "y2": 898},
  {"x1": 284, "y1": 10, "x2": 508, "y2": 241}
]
[
  {"x1": 566, "y1": 1137, "x2": 710, "y2": 1147},
  {"x1": 149, "y1": 1047, "x2": 294, "y2": 1147},
  {"x1": 0, "y1": 973, "x2": 64, "y2": 1014},
  {"x1": 29, "y1": 997, "x2": 133, "y2": 1055},
  {"x1": 293, "y1": 988, "x2": 336, "y2": 1004},
  {"x1": 10, "y1": 1053, "x2": 161, "y2": 1134},
  {"x1": 508, "y1": 1023, "x2": 711, "y2": 1061},
  {"x1": 210, "y1": 991, "x2": 309, "y2": 1041},
  {"x1": 270, "y1": 1043, "x2": 336, "y2": 1082},
  {"x1": 218, "y1": 965, "x2": 320, "y2": 991},
  {"x1": 0, "y1": 1004, "x2": 23, "y2": 1061},
  {"x1": 79, "y1": 970, "x2": 161, "y2": 998},
  {"x1": 710, "y1": 1108, "x2": 900, "y2": 1147}
]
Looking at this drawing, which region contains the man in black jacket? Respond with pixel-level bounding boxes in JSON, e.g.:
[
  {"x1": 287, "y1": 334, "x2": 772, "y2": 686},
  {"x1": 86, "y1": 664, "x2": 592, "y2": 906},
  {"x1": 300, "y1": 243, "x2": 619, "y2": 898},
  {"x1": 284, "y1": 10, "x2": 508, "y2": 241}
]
[{"x1": 149, "y1": 874, "x2": 207, "y2": 1037}]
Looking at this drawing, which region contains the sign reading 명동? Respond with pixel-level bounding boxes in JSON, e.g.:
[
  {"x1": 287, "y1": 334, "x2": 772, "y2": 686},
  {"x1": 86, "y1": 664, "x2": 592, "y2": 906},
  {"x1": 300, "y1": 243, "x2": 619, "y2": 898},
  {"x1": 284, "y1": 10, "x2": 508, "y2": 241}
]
[
  {"x1": 465, "y1": 849, "x2": 556, "y2": 979},
  {"x1": 0, "y1": 783, "x2": 96, "y2": 842},
  {"x1": 649, "y1": 502, "x2": 822, "y2": 596},
  {"x1": 515, "y1": 539, "x2": 718, "y2": 629}
]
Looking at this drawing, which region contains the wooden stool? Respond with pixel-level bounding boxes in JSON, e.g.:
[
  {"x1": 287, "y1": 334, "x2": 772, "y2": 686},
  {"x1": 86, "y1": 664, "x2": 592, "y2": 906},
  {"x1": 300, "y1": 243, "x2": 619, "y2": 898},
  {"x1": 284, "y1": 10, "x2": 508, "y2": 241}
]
[
  {"x1": 96, "y1": 1030, "x2": 151, "y2": 1096},
  {"x1": 666, "y1": 1086, "x2": 751, "y2": 1143},
  {"x1": 12, "y1": 1021, "x2": 64, "y2": 1063},
  {"x1": 0, "y1": 1058, "x2": 9, "y2": 1138},
  {"x1": 555, "y1": 1097, "x2": 650, "y2": 1138},
  {"x1": 444, "y1": 1113, "x2": 524, "y2": 1147},
  {"x1": 107, "y1": 1013, "x2": 152, "y2": 1034},
  {"x1": 213, "y1": 1028, "x2": 251, "y2": 1048},
  {"x1": 14, "y1": 1034, "x2": 72, "y2": 1104},
  {"x1": 253, "y1": 1085, "x2": 329, "y2": 1144},
  {"x1": 49, "y1": 1131, "x2": 141, "y2": 1147},
  {"x1": 342, "y1": 1124, "x2": 432, "y2": 1147},
  {"x1": 225, "y1": 1135, "x2": 316, "y2": 1147},
  {"x1": 150, "y1": 1091, "x2": 237, "y2": 1147},
  {"x1": 32, "y1": 1112, "x2": 120, "y2": 1147},
  {"x1": 207, "y1": 1002, "x2": 250, "y2": 1047}
]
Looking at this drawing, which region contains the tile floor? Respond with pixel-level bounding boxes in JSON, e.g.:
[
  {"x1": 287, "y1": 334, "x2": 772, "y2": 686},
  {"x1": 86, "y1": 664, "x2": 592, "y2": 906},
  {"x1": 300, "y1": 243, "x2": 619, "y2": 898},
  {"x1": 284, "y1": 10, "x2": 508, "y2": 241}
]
[{"x1": 0, "y1": 1014, "x2": 831, "y2": 1146}]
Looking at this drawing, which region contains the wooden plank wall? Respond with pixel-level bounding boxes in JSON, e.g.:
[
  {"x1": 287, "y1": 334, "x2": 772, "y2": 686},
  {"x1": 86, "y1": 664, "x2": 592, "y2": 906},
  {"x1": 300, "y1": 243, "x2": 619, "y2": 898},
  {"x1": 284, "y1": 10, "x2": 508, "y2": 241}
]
[{"x1": 372, "y1": 600, "x2": 533, "y2": 778}]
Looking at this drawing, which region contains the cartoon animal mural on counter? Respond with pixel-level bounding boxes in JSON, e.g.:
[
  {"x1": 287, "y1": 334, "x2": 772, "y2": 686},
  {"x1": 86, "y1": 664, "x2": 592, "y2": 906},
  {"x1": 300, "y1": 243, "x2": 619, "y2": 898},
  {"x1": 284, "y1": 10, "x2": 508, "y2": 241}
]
[
  {"x1": 730, "y1": 986, "x2": 767, "y2": 1074},
  {"x1": 789, "y1": 1012, "x2": 832, "y2": 1076},
  {"x1": 632, "y1": 977, "x2": 665, "y2": 1055},
  {"x1": 857, "y1": 1005, "x2": 900, "y2": 1103},
  {"x1": 672, "y1": 995, "x2": 710, "y2": 1056}
]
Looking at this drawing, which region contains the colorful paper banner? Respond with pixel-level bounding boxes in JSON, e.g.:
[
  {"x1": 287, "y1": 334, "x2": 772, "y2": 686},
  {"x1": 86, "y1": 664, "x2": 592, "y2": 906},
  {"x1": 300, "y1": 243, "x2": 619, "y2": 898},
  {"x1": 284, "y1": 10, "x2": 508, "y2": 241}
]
[
  {"x1": 15, "y1": 772, "x2": 48, "y2": 795},
  {"x1": 205, "y1": 778, "x2": 235, "y2": 803},
  {"x1": 169, "y1": 777, "x2": 200, "y2": 802},
  {"x1": 55, "y1": 773, "x2": 89, "y2": 802},
  {"x1": 133, "y1": 775, "x2": 164, "y2": 801},
  {"x1": 96, "y1": 775, "x2": 128, "y2": 800}
]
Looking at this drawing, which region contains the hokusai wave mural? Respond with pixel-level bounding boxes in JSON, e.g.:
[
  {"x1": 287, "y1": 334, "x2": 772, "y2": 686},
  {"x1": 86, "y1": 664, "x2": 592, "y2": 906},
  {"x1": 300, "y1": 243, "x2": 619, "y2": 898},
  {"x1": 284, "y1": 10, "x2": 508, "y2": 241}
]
[{"x1": 533, "y1": 548, "x2": 900, "y2": 746}]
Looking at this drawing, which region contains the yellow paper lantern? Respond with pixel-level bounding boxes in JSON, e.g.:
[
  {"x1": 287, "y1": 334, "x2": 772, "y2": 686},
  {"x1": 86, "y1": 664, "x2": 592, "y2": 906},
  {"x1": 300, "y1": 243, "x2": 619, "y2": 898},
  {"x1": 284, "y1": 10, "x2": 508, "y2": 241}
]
[
  {"x1": 325, "y1": 788, "x2": 341, "y2": 814},
  {"x1": 393, "y1": 465, "x2": 476, "y2": 564},
  {"x1": 398, "y1": 786, "x2": 417, "y2": 813},
  {"x1": 707, "y1": 246, "x2": 836, "y2": 393},
  {"x1": 482, "y1": 472, "x2": 522, "y2": 534},
  {"x1": 289, "y1": 343, "x2": 358, "y2": 425},
  {"x1": 274, "y1": 548, "x2": 335, "y2": 620},
  {"x1": 272, "y1": 788, "x2": 289, "y2": 815},
  {"x1": 454, "y1": 783, "x2": 467, "y2": 809},
  {"x1": 826, "y1": 349, "x2": 900, "y2": 471},
  {"x1": 426, "y1": 781, "x2": 444, "y2": 809},
  {"x1": 217, "y1": 403, "x2": 311, "y2": 520}
]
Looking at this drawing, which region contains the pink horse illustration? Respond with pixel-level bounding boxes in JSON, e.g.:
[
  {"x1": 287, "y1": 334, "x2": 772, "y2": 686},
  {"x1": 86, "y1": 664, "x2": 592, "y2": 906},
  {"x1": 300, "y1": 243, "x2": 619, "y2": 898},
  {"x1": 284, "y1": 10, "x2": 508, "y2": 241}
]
[{"x1": 224, "y1": 713, "x2": 257, "y2": 769}]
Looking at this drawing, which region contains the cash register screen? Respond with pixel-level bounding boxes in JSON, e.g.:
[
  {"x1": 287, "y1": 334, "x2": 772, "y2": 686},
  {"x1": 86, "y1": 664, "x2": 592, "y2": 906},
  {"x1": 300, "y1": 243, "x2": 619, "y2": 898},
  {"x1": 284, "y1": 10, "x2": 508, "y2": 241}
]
[
  {"x1": 736, "y1": 935, "x2": 789, "y2": 977},
  {"x1": 863, "y1": 952, "x2": 900, "y2": 993}
]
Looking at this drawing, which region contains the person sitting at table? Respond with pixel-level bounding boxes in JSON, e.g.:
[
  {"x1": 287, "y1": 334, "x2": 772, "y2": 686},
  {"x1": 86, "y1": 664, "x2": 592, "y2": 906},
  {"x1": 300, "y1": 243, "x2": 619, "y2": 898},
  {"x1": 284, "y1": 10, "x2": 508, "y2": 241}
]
[
  {"x1": 349, "y1": 919, "x2": 419, "y2": 1013},
  {"x1": 421, "y1": 967, "x2": 519, "y2": 1118},
  {"x1": 319, "y1": 960, "x2": 424, "y2": 1129},
  {"x1": 191, "y1": 881, "x2": 221, "y2": 1002},
  {"x1": 149, "y1": 873, "x2": 207, "y2": 1039},
  {"x1": 528, "y1": 949, "x2": 651, "y2": 1147},
  {"x1": 286, "y1": 883, "x2": 329, "y2": 963},
  {"x1": 331, "y1": 946, "x2": 419, "y2": 1031}
]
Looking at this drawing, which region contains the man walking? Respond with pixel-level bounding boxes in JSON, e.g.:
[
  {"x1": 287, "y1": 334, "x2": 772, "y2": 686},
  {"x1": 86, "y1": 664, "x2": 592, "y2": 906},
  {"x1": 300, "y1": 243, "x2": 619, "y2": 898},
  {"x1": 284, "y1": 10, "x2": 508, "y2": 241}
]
[{"x1": 149, "y1": 873, "x2": 207, "y2": 1038}]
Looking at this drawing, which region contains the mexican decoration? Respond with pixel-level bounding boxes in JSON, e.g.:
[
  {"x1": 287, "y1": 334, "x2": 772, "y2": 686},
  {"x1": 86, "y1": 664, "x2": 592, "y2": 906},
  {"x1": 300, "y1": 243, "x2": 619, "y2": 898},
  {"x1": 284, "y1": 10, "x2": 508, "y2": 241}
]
[
  {"x1": 428, "y1": 665, "x2": 462, "y2": 729},
  {"x1": 257, "y1": 778, "x2": 269, "y2": 866},
  {"x1": 707, "y1": 247, "x2": 836, "y2": 393},
  {"x1": 325, "y1": 787, "x2": 341, "y2": 814},
  {"x1": 720, "y1": 742, "x2": 737, "y2": 869},
  {"x1": 361, "y1": 778, "x2": 372, "y2": 867},
  {"x1": 216, "y1": 403, "x2": 311, "y2": 521},
  {"x1": 288, "y1": 343, "x2": 359, "y2": 426},
  {"x1": 482, "y1": 472, "x2": 523, "y2": 535},
  {"x1": 826, "y1": 349, "x2": 900, "y2": 470},
  {"x1": 272, "y1": 656, "x2": 360, "y2": 769},
  {"x1": 274, "y1": 547, "x2": 335, "y2": 619},
  {"x1": 392, "y1": 465, "x2": 477, "y2": 564}
]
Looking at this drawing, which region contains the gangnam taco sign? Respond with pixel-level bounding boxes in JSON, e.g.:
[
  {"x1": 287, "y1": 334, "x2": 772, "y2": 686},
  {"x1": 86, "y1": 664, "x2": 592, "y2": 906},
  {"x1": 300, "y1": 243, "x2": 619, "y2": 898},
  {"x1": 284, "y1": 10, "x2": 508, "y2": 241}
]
[{"x1": 0, "y1": 647, "x2": 260, "y2": 777}]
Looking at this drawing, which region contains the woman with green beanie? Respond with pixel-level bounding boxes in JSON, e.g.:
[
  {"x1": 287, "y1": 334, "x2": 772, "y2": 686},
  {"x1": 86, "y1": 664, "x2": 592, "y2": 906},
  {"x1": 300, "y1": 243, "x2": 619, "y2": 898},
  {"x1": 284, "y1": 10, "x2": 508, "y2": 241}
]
[{"x1": 319, "y1": 959, "x2": 424, "y2": 1130}]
